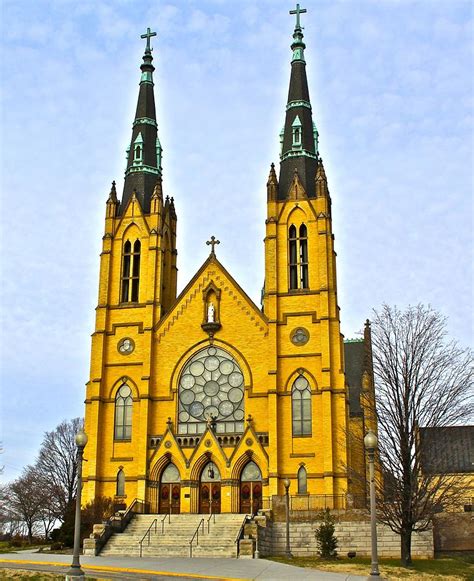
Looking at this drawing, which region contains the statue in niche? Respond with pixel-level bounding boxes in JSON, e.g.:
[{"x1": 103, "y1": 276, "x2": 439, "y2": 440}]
[{"x1": 207, "y1": 302, "x2": 215, "y2": 323}]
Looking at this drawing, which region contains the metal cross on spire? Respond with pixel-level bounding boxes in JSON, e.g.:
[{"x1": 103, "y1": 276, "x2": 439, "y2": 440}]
[
  {"x1": 206, "y1": 236, "x2": 220, "y2": 256},
  {"x1": 141, "y1": 27, "x2": 157, "y2": 52},
  {"x1": 289, "y1": 3, "x2": 307, "y2": 29}
]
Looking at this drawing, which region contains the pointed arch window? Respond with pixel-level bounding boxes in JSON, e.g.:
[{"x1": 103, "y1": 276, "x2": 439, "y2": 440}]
[
  {"x1": 289, "y1": 224, "x2": 309, "y2": 290},
  {"x1": 134, "y1": 145, "x2": 142, "y2": 161},
  {"x1": 292, "y1": 375, "x2": 312, "y2": 436},
  {"x1": 121, "y1": 239, "x2": 141, "y2": 302},
  {"x1": 114, "y1": 384, "x2": 132, "y2": 440},
  {"x1": 116, "y1": 469, "x2": 125, "y2": 496},
  {"x1": 297, "y1": 466, "x2": 307, "y2": 494}
]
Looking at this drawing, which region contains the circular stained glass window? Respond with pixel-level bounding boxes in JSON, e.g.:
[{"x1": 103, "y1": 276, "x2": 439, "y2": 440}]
[
  {"x1": 291, "y1": 327, "x2": 309, "y2": 346},
  {"x1": 178, "y1": 346, "x2": 245, "y2": 434}
]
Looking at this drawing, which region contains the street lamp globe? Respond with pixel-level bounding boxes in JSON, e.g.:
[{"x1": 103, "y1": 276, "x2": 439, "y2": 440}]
[
  {"x1": 284, "y1": 478, "x2": 290, "y2": 490},
  {"x1": 364, "y1": 430, "x2": 378, "y2": 451},
  {"x1": 75, "y1": 430, "x2": 88, "y2": 448}
]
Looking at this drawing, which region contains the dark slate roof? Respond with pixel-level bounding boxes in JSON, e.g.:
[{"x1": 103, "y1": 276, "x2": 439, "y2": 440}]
[
  {"x1": 419, "y1": 426, "x2": 474, "y2": 474},
  {"x1": 278, "y1": 30, "x2": 318, "y2": 200},
  {"x1": 344, "y1": 340, "x2": 365, "y2": 417},
  {"x1": 119, "y1": 48, "x2": 161, "y2": 215}
]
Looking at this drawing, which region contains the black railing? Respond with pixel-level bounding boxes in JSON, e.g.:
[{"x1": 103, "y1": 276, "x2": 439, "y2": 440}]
[
  {"x1": 139, "y1": 518, "x2": 157, "y2": 557},
  {"x1": 234, "y1": 515, "x2": 248, "y2": 557},
  {"x1": 161, "y1": 512, "x2": 171, "y2": 534},
  {"x1": 96, "y1": 498, "x2": 149, "y2": 555},
  {"x1": 260, "y1": 494, "x2": 368, "y2": 512},
  {"x1": 189, "y1": 518, "x2": 204, "y2": 558},
  {"x1": 206, "y1": 511, "x2": 216, "y2": 533}
]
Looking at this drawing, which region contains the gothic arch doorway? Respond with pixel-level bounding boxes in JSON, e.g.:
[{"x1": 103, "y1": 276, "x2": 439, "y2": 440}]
[
  {"x1": 240, "y1": 461, "x2": 262, "y2": 514},
  {"x1": 159, "y1": 463, "x2": 181, "y2": 514},
  {"x1": 199, "y1": 461, "x2": 221, "y2": 514}
]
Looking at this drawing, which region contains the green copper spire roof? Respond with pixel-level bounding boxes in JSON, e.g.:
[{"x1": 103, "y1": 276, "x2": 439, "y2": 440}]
[
  {"x1": 119, "y1": 27, "x2": 162, "y2": 214},
  {"x1": 278, "y1": 4, "x2": 319, "y2": 199}
]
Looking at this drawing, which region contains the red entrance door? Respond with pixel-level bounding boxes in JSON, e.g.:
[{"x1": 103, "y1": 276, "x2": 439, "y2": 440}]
[
  {"x1": 159, "y1": 483, "x2": 181, "y2": 514},
  {"x1": 240, "y1": 481, "x2": 262, "y2": 514},
  {"x1": 199, "y1": 483, "x2": 221, "y2": 514}
]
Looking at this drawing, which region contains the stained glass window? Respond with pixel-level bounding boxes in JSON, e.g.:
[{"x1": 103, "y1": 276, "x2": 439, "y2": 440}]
[
  {"x1": 241, "y1": 461, "x2": 262, "y2": 481},
  {"x1": 292, "y1": 375, "x2": 311, "y2": 436},
  {"x1": 114, "y1": 384, "x2": 132, "y2": 440},
  {"x1": 161, "y1": 463, "x2": 180, "y2": 483},
  {"x1": 178, "y1": 346, "x2": 245, "y2": 435},
  {"x1": 116, "y1": 469, "x2": 125, "y2": 496},
  {"x1": 297, "y1": 466, "x2": 307, "y2": 494}
]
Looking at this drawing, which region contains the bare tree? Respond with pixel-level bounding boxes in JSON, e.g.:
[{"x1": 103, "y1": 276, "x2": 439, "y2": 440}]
[
  {"x1": 35, "y1": 418, "x2": 83, "y2": 523},
  {"x1": 367, "y1": 304, "x2": 473, "y2": 566},
  {"x1": 5, "y1": 467, "x2": 47, "y2": 543}
]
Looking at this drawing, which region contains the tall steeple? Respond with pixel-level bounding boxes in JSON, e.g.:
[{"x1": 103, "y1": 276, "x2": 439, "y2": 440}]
[
  {"x1": 120, "y1": 27, "x2": 162, "y2": 214},
  {"x1": 278, "y1": 4, "x2": 319, "y2": 200}
]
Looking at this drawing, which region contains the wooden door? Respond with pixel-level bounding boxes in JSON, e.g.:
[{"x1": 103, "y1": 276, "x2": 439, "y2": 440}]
[
  {"x1": 240, "y1": 481, "x2": 262, "y2": 514},
  {"x1": 159, "y1": 483, "x2": 181, "y2": 514},
  {"x1": 199, "y1": 482, "x2": 221, "y2": 514}
]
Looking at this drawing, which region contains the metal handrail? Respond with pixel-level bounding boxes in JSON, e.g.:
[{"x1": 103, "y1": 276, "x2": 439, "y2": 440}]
[
  {"x1": 189, "y1": 518, "x2": 204, "y2": 558},
  {"x1": 139, "y1": 518, "x2": 157, "y2": 558},
  {"x1": 206, "y1": 511, "x2": 216, "y2": 533},
  {"x1": 234, "y1": 515, "x2": 248, "y2": 556},
  {"x1": 161, "y1": 512, "x2": 171, "y2": 534},
  {"x1": 96, "y1": 498, "x2": 147, "y2": 555}
]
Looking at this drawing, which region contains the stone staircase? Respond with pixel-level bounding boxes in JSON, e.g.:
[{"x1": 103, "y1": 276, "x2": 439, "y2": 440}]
[{"x1": 100, "y1": 513, "x2": 249, "y2": 558}]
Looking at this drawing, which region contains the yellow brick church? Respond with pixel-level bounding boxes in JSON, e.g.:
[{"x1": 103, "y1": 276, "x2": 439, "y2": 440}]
[{"x1": 83, "y1": 10, "x2": 375, "y2": 515}]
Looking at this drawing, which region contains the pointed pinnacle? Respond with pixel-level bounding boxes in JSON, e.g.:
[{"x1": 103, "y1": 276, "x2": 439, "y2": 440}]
[
  {"x1": 107, "y1": 180, "x2": 118, "y2": 203},
  {"x1": 267, "y1": 162, "x2": 278, "y2": 185},
  {"x1": 151, "y1": 176, "x2": 163, "y2": 199}
]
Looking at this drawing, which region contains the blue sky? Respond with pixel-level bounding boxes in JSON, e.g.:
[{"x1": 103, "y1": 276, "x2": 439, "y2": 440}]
[{"x1": 1, "y1": 0, "x2": 472, "y2": 483}]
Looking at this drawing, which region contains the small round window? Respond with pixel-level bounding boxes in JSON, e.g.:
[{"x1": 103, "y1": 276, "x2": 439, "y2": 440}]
[{"x1": 291, "y1": 327, "x2": 309, "y2": 346}]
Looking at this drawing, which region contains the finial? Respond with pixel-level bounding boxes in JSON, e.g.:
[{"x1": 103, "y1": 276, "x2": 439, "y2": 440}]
[
  {"x1": 365, "y1": 319, "x2": 371, "y2": 328},
  {"x1": 206, "y1": 236, "x2": 220, "y2": 256},
  {"x1": 246, "y1": 414, "x2": 253, "y2": 427},
  {"x1": 289, "y1": 3, "x2": 307, "y2": 30},
  {"x1": 141, "y1": 27, "x2": 157, "y2": 53},
  {"x1": 289, "y1": 4, "x2": 307, "y2": 62}
]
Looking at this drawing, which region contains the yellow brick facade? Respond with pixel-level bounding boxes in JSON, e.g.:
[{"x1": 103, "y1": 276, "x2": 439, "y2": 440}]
[{"x1": 82, "y1": 22, "x2": 369, "y2": 514}]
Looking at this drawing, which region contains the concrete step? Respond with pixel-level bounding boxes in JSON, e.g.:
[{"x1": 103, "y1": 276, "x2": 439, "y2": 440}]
[{"x1": 100, "y1": 513, "x2": 248, "y2": 558}]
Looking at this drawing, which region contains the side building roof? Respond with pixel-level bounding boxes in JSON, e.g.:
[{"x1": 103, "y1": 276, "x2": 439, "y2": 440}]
[{"x1": 419, "y1": 425, "x2": 474, "y2": 474}]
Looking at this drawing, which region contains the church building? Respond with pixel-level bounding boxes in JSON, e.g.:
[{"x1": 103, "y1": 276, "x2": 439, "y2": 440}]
[{"x1": 83, "y1": 8, "x2": 375, "y2": 515}]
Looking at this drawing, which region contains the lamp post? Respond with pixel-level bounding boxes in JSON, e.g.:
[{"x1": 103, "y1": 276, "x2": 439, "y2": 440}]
[
  {"x1": 284, "y1": 478, "x2": 292, "y2": 558},
  {"x1": 66, "y1": 430, "x2": 88, "y2": 580},
  {"x1": 364, "y1": 430, "x2": 380, "y2": 578}
]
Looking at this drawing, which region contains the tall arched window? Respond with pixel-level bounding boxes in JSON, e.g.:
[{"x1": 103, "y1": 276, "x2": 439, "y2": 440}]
[
  {"x1": 299, "y1": 225, "x2": 308, "y2": 288},
  {"x1": 115, "y1": 384, "x2": 132, "y2": 440},
  {"x1": 292, "y1": 375, "x2": 311, "y2": 436},
  {"x1": 288, "y1": 225, "x2": 309, "y2": 290},
  {"x1": 289, "y1": 225, "x2": 298, "y2": 290},
  {"x1": 121, "y1": 239, "x2": 141, "y2": 302},
  {"x1": 297, "y1": 466, "x2": 307, "y2": 494},
  {"x1": 116, "y1": 469, "x2": 125, "y2": 496}
]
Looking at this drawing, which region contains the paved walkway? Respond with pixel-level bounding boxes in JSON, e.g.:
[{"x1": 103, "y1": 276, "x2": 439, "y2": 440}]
[{"x1": 0, "y1": 551, "x2": 370, "y2": 580}]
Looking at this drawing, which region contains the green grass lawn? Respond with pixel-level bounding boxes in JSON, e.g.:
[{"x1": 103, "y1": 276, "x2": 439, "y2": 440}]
[
  {"x1": 0, "y1": 541, "x2": 50, "y2": 554},
  {"x1": 269, "y1": 554, "x2": 474, "y2": 580}
]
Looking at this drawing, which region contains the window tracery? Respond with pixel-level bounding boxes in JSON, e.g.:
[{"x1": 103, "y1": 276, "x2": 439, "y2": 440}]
[{"x1": 178, "y1": 346, "x2": 245, "y2": 435}]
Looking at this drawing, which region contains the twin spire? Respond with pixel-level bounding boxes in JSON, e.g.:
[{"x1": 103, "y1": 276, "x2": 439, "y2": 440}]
[
  {"x1": 277, "y1": 3, "x2": 320, "y2": 200},
  {"x1": 116, "y1": 7, "x2": 323, "y2": 214},
  {"x1": 119, "y1": 27, "x2": 162, "y2": 215}
]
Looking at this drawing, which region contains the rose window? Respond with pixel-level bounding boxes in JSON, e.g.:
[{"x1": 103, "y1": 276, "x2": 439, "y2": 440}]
[{"x1": 178, "y1": 346, "x2": 245, "y2": 435}]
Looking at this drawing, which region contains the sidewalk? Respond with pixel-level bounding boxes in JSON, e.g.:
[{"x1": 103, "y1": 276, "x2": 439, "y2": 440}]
[{"x1": 0, "y1": 550, "x2": 370, "y2": 580}]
